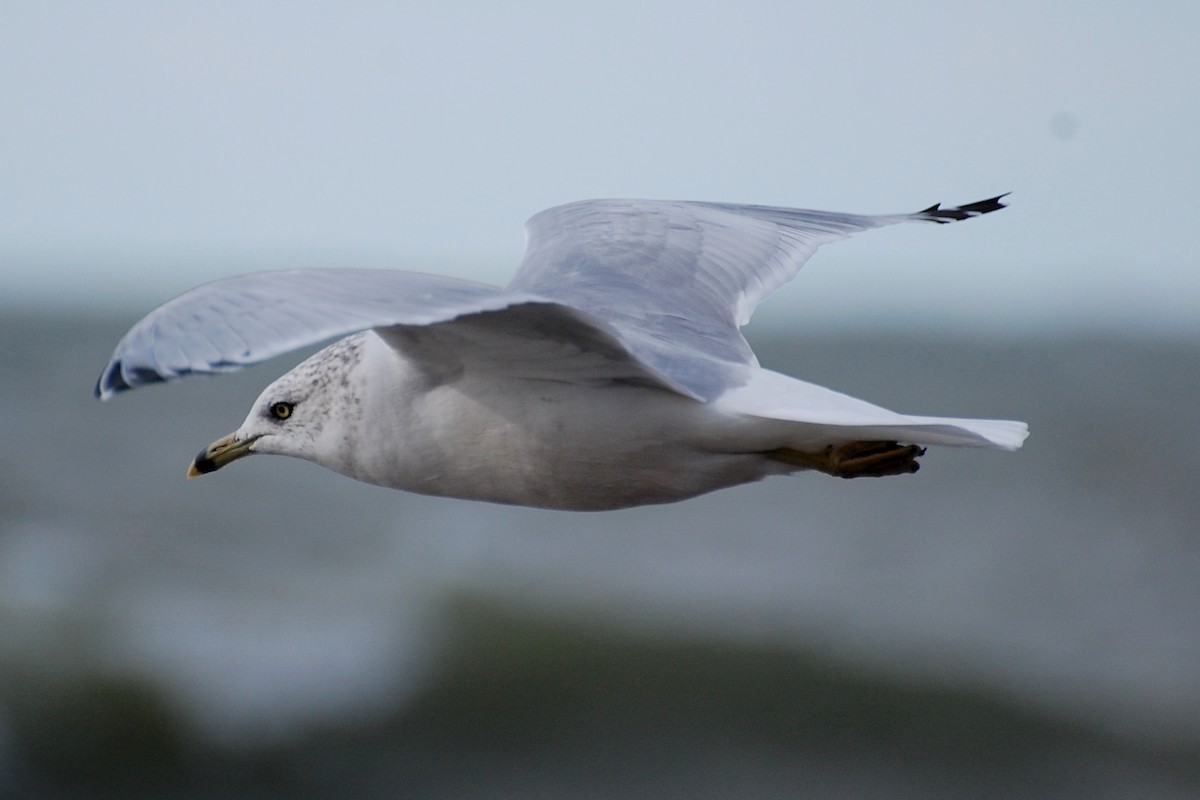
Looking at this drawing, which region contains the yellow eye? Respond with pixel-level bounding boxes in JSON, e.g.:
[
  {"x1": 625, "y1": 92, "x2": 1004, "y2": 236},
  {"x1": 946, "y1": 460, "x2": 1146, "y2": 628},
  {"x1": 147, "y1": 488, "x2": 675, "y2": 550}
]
[{"x1": 270, "y1": 401, "x2": 294, "y2": 420}]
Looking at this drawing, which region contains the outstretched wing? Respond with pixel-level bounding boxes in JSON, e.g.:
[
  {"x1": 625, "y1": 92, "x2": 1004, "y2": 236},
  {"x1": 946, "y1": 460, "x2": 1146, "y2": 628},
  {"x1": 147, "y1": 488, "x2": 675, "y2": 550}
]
[
  {"x1": 96, "y1": 270, "x2": 522, "y2": 399},
  {"x1": 507, "y1": 195, "x2": 1007, "y2": 399},
  {"x1": 96, "y1": 268, "x2": 696, "y2": 401},
  {"x1": 98, "y1": 196, "x2": 1006, "y2": 403}
]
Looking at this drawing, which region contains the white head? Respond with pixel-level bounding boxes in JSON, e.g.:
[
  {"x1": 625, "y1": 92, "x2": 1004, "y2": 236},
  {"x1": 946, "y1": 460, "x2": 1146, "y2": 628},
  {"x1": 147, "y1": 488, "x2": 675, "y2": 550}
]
[{"x1": 187, "y1": 333, "x2": 370, "y2": 478}]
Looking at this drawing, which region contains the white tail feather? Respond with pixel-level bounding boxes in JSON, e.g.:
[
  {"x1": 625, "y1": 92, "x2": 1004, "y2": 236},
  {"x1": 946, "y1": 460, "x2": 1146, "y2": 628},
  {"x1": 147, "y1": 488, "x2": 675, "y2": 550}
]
[{"x1": 713, "y1": 369, "x2": 1029, "y2": 451}]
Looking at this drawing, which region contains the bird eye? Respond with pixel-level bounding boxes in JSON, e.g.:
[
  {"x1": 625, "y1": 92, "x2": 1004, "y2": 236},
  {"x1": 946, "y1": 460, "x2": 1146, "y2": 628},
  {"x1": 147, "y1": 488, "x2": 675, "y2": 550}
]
[{"x1": 269, "y1": 401, "x2": 294, "y2": 420}]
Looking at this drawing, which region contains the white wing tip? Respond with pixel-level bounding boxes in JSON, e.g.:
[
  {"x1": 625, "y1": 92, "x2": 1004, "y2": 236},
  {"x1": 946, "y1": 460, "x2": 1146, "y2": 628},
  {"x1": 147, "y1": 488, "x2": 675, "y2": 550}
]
[{"x1": 960, "y1": 418, "x2": 1030, "y2": 451}]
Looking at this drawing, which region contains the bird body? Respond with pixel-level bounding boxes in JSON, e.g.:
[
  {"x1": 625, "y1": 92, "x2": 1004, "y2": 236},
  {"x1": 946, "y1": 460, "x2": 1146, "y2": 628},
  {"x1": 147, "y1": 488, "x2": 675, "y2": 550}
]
[
  {"x1": 290, "y1": 331, "x2": 777, "y2": 509},
  {"x1": 98, "y1": 195, "x2": 1028, "y2": 510}
]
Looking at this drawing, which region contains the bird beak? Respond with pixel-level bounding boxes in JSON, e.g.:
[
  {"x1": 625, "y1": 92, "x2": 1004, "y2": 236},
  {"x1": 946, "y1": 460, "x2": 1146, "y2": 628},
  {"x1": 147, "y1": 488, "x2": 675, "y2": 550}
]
[{"x1": 187, "y1": 432, "x2": 258, "y2": 478}]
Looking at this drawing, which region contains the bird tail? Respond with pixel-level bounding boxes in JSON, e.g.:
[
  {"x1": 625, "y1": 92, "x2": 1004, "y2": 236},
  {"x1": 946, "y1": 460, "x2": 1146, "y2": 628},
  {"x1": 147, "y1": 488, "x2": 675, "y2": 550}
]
[{"x1": 712, "y1": 368, "x2": 1029, "y2": 451}]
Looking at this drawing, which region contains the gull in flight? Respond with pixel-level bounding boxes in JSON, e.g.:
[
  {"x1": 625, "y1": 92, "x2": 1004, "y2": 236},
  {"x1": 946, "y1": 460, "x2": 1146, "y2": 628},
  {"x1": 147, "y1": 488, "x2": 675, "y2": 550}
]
[{"x1": 97, "y1": 196, "x2": 1027, "y2": 510}]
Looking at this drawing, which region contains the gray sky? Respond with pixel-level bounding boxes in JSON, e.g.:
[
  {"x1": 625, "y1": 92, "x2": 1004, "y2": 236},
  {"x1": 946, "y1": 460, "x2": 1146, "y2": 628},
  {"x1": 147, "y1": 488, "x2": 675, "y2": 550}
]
[{"x1": 4, "y1": 2, "x2": 1198, "y2": 333}]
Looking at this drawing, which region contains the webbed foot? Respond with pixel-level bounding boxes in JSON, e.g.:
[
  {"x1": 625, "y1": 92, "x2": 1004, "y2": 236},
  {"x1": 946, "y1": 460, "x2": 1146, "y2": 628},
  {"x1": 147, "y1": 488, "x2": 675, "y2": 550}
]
[{"x1": 768, "y1": 441, "x2": 926, "y2": 478}]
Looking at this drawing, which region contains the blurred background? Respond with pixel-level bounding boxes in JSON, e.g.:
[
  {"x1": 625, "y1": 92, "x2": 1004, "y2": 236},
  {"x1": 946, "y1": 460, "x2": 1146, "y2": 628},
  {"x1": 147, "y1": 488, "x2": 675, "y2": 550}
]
[{"x1": 2, "y1": 2, "x2": 1198, "y2": 797}]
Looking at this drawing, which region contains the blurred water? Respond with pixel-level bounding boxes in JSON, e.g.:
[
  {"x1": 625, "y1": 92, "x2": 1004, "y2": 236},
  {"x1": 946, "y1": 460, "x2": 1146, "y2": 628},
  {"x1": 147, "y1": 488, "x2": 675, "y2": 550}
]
[{"x1": 1, "y1": 310, "x2": 1198, "y2": 797}]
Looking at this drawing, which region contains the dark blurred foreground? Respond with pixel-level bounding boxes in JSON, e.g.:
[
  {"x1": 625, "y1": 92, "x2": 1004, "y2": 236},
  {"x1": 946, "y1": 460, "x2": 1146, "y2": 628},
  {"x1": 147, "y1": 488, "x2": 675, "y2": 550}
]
[{"x1": 7, "y1": 601, "x2": 1200, "y2": 800}]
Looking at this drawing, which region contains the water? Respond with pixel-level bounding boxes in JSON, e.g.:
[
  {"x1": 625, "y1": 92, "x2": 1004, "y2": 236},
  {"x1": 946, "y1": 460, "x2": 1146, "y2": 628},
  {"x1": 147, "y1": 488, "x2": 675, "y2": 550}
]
[{"x1": 1, "y1": 310, "x2": 1198, "y2": 798}]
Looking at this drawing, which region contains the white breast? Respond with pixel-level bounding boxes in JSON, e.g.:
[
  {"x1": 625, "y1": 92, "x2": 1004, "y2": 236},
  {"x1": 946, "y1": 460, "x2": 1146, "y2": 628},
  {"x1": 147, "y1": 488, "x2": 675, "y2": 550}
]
[{"x1": 330, "y1": 333, "x2": 773, "y2": 510}]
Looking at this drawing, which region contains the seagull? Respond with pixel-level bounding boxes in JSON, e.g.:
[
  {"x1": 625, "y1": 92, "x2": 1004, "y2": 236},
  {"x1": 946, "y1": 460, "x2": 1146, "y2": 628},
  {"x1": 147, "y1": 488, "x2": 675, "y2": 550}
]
[{"x1": 97, "y1": 196, "x2": 1027, "y2": 510}]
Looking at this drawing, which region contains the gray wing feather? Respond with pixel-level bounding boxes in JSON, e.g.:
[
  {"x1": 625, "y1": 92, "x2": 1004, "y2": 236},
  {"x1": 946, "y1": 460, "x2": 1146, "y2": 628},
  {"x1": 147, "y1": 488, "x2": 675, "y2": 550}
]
[
  {"x1": 507, "y1": 197, "x2": 1005, "y2": 398},
  {"x1": 98, "y1": 196, "x2": 1005, "y2": 402},
  {"x1": 512, "y1": 198, "x2": 1007, "y2": 328},
  {"x1": 97, "y1": 269, "x2": 525, "y2": 399}
]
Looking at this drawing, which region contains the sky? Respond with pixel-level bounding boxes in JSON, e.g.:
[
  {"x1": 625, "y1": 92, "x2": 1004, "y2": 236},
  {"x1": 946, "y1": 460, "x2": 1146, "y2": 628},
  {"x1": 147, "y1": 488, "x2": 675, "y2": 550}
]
[{"x1": 3, "y1": 2, "x2": 1198, "y2": 334}]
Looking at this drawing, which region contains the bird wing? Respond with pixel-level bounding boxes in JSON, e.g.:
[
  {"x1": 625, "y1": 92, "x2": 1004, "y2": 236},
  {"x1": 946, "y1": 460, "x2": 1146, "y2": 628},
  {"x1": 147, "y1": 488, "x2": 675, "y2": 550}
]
[
  {"x1": 96, "y1": 270, "x2": 510, "y2": 398},
  {"x1": 95, "y1": 269, "x2": 684, "y2": 400},
  {"x1": 97, "y1": 196, "x2": 1006, "y2": 402},
  {"x1": 507, "y1": 196, "x2": 1007, "y2": 399}
]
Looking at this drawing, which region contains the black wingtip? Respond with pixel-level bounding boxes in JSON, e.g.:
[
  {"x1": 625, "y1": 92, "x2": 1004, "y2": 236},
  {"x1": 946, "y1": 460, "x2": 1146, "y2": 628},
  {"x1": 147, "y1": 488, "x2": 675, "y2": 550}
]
[
  {"x1": 916, "y1": 193, "x2": 1009, "y2": 224},
  {"x1": 95, "y1": 361, "x2": 130, "y2": 400},
  {"x1": 96, "y1": 360, "x2": 171, "y2": 400}
]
